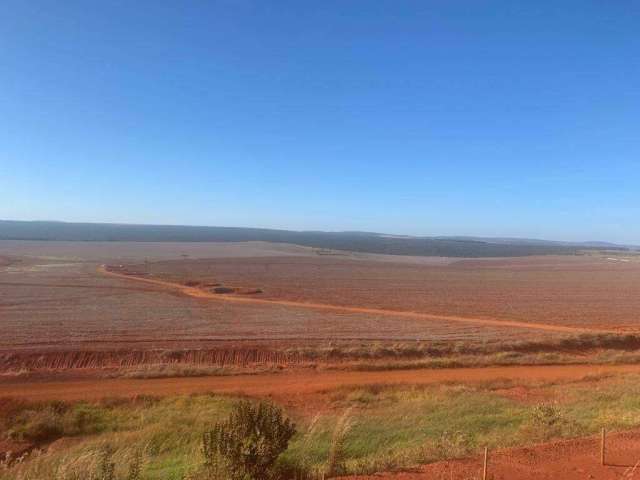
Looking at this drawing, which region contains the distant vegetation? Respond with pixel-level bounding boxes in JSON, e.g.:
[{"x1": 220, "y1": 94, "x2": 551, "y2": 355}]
[{"x1": 1, "y1": 220, "x2": 627, "y2": 257}]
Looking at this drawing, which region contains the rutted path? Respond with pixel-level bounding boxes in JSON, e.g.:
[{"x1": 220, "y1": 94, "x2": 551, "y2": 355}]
[{"x1": 98, "y1": 265, "x2": 614, "y2": 335}]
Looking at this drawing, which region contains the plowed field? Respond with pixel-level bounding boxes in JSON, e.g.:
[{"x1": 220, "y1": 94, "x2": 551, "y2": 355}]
[{"x1": 129, "y1": 254, "x2": 640, "y2": 330}]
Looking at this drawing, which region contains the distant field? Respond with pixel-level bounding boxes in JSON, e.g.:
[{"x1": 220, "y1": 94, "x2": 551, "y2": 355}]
[
  {"x1": 130, "y1": 254, "x2": 640, "y2": 330},
  {"x1": 0, "y1": 242, "x2": 544, "y2": 352},
  {"x1": 2, "y1": 240, "x2": 640, "y2": 375}
]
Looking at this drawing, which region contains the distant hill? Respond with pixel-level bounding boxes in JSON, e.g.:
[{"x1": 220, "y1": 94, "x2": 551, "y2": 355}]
[
  {"x1": 435, "y1": 236, "x2": 630, "y2": 249},
  {"x1": 0, "y1": 220, "x2": 630, "y2": 258}
]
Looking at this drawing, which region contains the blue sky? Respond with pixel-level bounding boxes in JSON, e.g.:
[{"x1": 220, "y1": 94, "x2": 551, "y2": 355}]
[{"x1": 1, "y1": 1, "x2": 639, "y2": 243}]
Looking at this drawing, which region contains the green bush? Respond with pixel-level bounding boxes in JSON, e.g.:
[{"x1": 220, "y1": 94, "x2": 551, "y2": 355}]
[
  {"x1": 520, "y1": 402, "x2": 579, "y2": 442},
  {"x1": 64, "y1": 404, "x2": 107, "y2": 435},
  {"x1": 202, "y1": 401, "x2": 296, "y2": 480},
  {"x1": 8, "y1": 406, "x2": 64, "y2": 443},
  {"x1": 5, "y1": 402, "x2": 108, "y2": 444},
  {"x1": 531, "y1": 403, "x2": 563, "y2": 428}
]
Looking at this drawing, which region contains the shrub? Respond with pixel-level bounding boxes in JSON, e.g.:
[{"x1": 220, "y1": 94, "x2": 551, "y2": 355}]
[
  {"x1": 530, "y1": 403, "x2": 563, "y2": 428},
  {"x1": 433, "y1": 430, "x2": 472, "y2": 459},
  {"x1": 5, "y1": 402, "x2": 108, "y2": 444},
  {"x1": 520, "y1": 402, "x2": 579, "y2": 442},
  {"x1": 63, "y1": 404, "x2": 107, "y2": 435},
  {"x1": 202, "y1": 401, "x2": 296, "y2": 480},
  {"x1": 8, "y1": 406, "x2": 64, "y2": 443}
]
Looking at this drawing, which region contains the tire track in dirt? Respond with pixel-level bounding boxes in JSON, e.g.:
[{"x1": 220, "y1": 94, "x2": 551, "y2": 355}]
[
  {"x1": 4, "y1": 363, "x2": 640, "y2": 402},
  {"x1": 97, "y1": 265, "x2": 615, "y2": 335}
]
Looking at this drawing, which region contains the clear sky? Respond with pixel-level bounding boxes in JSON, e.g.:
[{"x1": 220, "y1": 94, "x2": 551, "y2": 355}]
[{"x1": 1, "y1": 1, "x2": 639, "y2": 243}]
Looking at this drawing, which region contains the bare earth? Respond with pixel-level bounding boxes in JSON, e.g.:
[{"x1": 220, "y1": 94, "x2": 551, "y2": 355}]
[
  {"x1": 129, "y1": 254, "x2": 640, "y2": 330},
  {"x1": 100, "y1": 264, "x2": 598, "y2": 334},
  {"x1": 1, "y1": 242, "x2": 565, "y2": 354},
  {"x1": 2, "y1": 364, "x2": 640, "y2": 402}
]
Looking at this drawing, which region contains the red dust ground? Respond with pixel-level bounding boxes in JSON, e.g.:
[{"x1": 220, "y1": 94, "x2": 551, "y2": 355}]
[{"x1": 2, "y1": 363, "x2": 640, "y2": 401}]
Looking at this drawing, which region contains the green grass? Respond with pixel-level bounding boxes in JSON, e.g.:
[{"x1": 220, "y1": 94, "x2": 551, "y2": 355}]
[
  {"x1": 280, "y1": 385, "x2": 530, "y2": 475},
  {"x1": 1, "y1": 395, "x2": 235, "y2": 480},
  {"x1": 285, "y1": 376, "x2": 640, "y2": 475},
  {"x1": 6, "y1": 374, "x2": 640, "y2": 479}
]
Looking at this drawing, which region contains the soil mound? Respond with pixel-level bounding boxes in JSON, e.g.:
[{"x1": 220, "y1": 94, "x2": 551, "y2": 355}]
[{"x1": 211, "y1": 286, "x2": 235, "y2": 294}]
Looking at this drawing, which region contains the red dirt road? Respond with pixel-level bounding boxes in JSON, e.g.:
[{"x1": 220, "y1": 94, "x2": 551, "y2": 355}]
[
  {"x1": 346, "y1": 430, "x2": 640, "y2": 479},
  {"x1": 99, "y1": 265, "x2": 610, "y2": 335},
  {"x1": 4, "y1": 364, "x2": 640, "y2": 402}
]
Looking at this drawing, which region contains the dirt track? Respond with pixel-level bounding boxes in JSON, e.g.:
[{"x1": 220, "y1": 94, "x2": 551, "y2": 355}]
[
  {"x1": 98, "y1": 265, "x2": 611, "y2": 335},
  {"x1": 4, "y1": 363, "x2": 640, "y2": 402}
]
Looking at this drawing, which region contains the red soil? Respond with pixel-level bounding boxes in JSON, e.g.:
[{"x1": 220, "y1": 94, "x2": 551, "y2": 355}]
[
  {"x1": 345, "y1": 430, "x2": 640, "y2": 479},
  {"x1": 0, "y1": 439, "x2": 34, "y2": 463},
  {"x1": 3, "y1": 364, "x2": 640, "y2": 402},
  {"x1": 5, "y1": 249, "x2": 639, "y2": 375},
  {"x1": 99, "y1": 265, "x2": 604, "y2": 334},
  {"x1": 5, "y1": 259, "x2": 544, "y2": 355},
  {"x1": 129, "y1": 255, "x2": 640, "y2": 330}
]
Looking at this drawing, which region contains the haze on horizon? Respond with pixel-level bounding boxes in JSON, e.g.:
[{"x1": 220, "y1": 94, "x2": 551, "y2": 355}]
[{"x1": 2, "y1": 1, "x2": 639, "y2": 244}]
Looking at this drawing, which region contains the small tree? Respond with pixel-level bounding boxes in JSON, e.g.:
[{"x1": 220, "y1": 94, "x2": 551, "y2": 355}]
[{"x1": 202, "y1": 401, "x2": 296, "y2": 480}]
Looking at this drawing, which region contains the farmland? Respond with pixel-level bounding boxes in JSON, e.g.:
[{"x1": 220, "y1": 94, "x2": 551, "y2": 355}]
[
  {"x1": 0, "y1": 242, "x2": 550, "y2": 352},
  {"x1": 3, "y1": 240, "x2": 640, "y2": 479},
  {"x1": 2, "y1": 241, "x2": 640, "y2": 373},
  {"x1": 125, "y1": 254, "x2": 640, "y2": 331}
]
